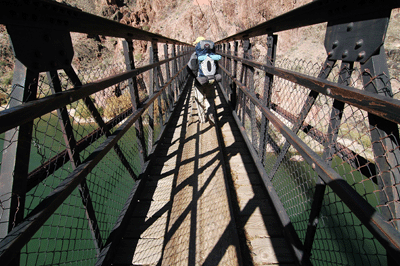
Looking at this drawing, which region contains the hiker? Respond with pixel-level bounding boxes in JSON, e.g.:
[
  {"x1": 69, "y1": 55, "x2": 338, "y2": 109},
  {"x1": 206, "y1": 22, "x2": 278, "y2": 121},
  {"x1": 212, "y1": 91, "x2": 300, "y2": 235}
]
[{"x1": 187, "y1": 37, "x2": 222, "y2": 125}]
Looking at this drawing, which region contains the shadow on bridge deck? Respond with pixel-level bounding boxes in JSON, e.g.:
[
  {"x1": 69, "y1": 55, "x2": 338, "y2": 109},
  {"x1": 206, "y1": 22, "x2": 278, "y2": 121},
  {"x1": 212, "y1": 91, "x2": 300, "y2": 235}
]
[{"x1": 111, "y1": 77, "x2": 296, "y2": 266}]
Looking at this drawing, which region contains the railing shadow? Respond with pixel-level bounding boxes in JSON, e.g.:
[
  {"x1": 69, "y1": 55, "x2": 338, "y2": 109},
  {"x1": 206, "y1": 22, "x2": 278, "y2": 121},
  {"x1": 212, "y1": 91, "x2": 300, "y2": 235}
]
[
  {"x1": 213, "y1": 83, "x2": 298, "y2": 265},
  {"x1": 159, "y1": 81, "x2": 241, "y2": 265}
]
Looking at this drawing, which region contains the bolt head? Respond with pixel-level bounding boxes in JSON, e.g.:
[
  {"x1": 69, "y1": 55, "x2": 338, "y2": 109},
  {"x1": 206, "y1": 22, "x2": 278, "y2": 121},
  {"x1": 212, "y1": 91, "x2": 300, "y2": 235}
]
[
  {"x1": 357, "y1": 51, "x2": 366, "y2": 60},
  {"x1": 347, "y1": 22, "x2": 354, "y2": 31},
  {"x1": 355, "y1": 39, "x2": 364, "y2": 49}
]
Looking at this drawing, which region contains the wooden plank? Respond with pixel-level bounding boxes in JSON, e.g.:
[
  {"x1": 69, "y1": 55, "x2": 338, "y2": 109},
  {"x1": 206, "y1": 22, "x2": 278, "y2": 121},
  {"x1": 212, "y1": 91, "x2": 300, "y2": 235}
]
[
  {"x1": 161, "y1": 87, "x2": 241, "y2": 266},
  {"x1": 242, "y1": 213, "x2": 283, "y2": 238},
  {"x1": 250, "y1": 238, "x2": 295, "y2": 265},
  {"x1": 214, "y1": 87, "x2": 297, "y2": 265}
]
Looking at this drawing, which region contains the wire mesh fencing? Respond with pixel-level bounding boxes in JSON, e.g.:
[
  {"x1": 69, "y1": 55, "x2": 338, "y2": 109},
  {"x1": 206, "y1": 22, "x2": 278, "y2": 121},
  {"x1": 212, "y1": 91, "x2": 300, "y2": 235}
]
[
  {"x1": 0, "y1": 37, "x2": 190, "y2": 265},
  {"x1": 217, "y1": 38, "x2": 400, "y2": 265}
]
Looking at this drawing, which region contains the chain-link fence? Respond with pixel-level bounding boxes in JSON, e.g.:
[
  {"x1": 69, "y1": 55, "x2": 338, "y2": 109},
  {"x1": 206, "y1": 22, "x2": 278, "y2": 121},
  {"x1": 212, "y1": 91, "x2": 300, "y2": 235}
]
[
  {"x1": 0, "y1": 23, "x2": 190, "y2": 266},
  {"x1": 217, "y1": 26, "x2": 400, "y2": 265}
]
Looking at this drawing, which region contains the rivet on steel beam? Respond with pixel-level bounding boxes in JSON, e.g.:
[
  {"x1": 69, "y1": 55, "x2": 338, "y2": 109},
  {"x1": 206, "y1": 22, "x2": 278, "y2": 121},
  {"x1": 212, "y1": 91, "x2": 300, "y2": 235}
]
[
  {"x1": 332, "y1": 40, "x2": 339, "y2": 49},
  {"x1": 357, "y1": 51, "x2": 366, "y2": 60},
  {"x1": 347, "y1": 22, "x2": 354, "y2": 32},
  {"x1": 342, "y1": 50, "x2": 348, "y2": 58},
  {"x1": 355, "y1": 39, "x2": 363, "y2": 49},
  {"x1": 328, "y1": 51, "x2": 334, "y2": 58}
]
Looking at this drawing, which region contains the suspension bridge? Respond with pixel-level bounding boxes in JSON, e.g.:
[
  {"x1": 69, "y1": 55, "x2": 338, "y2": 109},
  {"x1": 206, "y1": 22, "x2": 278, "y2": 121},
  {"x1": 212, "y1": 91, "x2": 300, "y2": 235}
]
[{"x1": 0, "y1": 0, "x2": 400, "y2": 265}]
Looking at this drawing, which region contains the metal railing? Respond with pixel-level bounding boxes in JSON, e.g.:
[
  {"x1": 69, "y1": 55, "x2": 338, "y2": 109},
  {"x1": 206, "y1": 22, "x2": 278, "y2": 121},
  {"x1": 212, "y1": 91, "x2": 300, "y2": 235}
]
[
  {"x1": 0, "y1": 0, "x2": 192, "y2": 265},
  {"x1": 215, "y1": 0, "x2": 400, "y2": 265}
]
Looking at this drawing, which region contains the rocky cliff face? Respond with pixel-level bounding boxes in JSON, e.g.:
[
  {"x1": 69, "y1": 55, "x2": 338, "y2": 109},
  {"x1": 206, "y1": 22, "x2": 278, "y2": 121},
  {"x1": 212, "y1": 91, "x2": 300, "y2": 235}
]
[
  {"x1": 0, "y1": 0, "x2": 399, "y2": 89},
  {"x1": 63, "y1": 0, "x2": 325, "y2": 68}
]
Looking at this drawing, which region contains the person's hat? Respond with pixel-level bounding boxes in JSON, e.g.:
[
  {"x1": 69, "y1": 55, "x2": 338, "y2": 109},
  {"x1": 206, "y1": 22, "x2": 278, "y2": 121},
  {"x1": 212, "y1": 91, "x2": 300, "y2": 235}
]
[{"x1": 193, "y1": 36, "x2": 205, "y2": 45}]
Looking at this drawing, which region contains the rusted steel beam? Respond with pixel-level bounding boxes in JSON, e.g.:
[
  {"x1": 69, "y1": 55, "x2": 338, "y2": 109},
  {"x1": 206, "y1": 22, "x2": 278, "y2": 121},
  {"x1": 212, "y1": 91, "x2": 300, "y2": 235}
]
[
  {"x1": 219, "y1": 64, "x2": 400, "y2": 261},
  {"x1": 65, "y1": 67, "x2": 138, "y2": 180},
  {"x1": 0, "y1": 63, "x2": 187, "y2": 265},
  {"x1": 48, "y1": 71, "x2": 104, "y2": 253},
  {"x1": 0, "y1": 0, "x2": 190, "y2": 45},
  {"x1": 164, "y1": 44, "x2": 173, "y2": 114},
  {"x1": 26, "y1": 106, "x2": 134, "y2": 191},
  {"x1": 123, "y1": 39, "x2": 148, "y2": 163},
  {"x1": 0, "y1": 51, "x2": 191, "y2": 135},
  {"x1": 216, "y1": 0, "x2": 399, "y2": 44},
  {"x1": 270, "y1": 103, "x2": 377, "y2": 181},
  {"x1": 302, "y1": 61, "x2": 353, "y2": 262},
  {"x1": 259, "y1": 34, "x2": 277, "y2": 163},
  {"x1": 218, "y1": 52, "x2": 400, "y2": 125},
  {"x1": 0, "y1": 60, "x2": 38, "y2": 265}
]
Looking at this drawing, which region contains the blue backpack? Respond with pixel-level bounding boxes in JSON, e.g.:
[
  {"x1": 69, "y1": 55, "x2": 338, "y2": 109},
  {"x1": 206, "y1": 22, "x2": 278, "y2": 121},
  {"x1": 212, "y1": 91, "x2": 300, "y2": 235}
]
[{"x1": 195, "y1": 40, "x2": 221, "y2": 77}]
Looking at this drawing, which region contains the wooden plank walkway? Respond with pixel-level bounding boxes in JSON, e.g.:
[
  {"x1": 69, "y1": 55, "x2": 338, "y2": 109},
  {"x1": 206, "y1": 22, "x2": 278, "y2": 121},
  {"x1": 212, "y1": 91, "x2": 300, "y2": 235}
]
[
  {"x1": 215, "y1": 86, "x2": 296, "y2": 266},
  {"x1": 111, "y1": 81, "x2": 296, "y2": 265}
]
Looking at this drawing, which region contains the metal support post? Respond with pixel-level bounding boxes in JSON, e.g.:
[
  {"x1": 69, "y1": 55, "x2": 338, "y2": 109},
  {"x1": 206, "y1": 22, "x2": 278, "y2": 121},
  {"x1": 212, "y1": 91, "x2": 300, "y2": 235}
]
[
  {"x1": 225, "y1": 43, "x2": 232, "y2": 98},
  {"x1": 0, "y1": 60, "x2": 38, "y2": 265},
  {"x1": 172, "y1": 45, "x2": 178, "y2": 102},
  {"x1": 151, "y1": 42, "x2": 164, "y2": 127},
  {"x1": 302, "y1": 61, "x2": 352, "y2": 262},
  {"x1": 232, "y1": 41, "x2": 238, "y2": 109},
  {"x1": 64, "y1": 67, "x2": 138, "y2": 180},
  {"x1": 46, "y1": 71, "x2": 104, "y2": 254},
  {"x1": 241, "y1": 39, "x2": 257, "y2": 149},
  {"x1": 122, "y1": 39, "x2": 148, "y2": 163},
  {"x1": 259, "y1": 34, "x2": 277, "y2": 163},
  {"x1": 164, "y1": 44, "x2": 173, "y2": 113},
  {"x1": 148, "y1": 44, "x2": 155, "y2": 151},
  {"x1": 177, "y1": 45, "x2": 182, "y2": 90},
  {"x1": 239, "y1": 40, "x2": 249, "y2": 123},
  {"x1": 222, "y1": 43, "x2": 226, "y2": 90}
]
